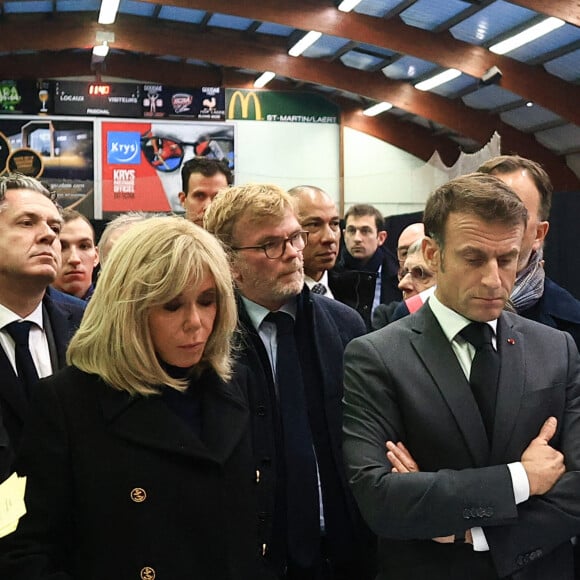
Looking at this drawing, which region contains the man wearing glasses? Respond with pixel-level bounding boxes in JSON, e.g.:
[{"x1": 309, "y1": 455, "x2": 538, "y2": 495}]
[
  {"x1": 205, "y1": 184, "x2": 375, "y2": 580},
  {"x1": 178, "y1": 157, "x2": 232, "y2": 227}
]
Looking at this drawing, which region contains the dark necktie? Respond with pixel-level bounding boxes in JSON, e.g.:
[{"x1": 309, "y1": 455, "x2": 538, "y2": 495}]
[
  {"x1": 265, "y1": 311, "x2": 320, "y2": 567},
  {"x1": 460, "y1": 322, "x2": 500, "y2": 442},
  {"x1": 310, "y1": 283, "x2": 327, "y2": 295},
  {"x1": 4, "y1": 321, "x2": 40, "y2": 396}
]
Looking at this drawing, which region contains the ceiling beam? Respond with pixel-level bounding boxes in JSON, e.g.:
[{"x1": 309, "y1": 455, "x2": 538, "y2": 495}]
[
  {"x1": 508, "y1": 0, "x2": 580, "y2": 27},
  {"x1": 134, "y1": 0, "x2": 580, "y2": 125}
]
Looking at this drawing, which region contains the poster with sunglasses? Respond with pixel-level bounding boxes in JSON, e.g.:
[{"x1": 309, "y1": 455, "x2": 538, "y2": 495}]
[{"x1": 101, "y1": 120, "x2": 234, "y2": 215}]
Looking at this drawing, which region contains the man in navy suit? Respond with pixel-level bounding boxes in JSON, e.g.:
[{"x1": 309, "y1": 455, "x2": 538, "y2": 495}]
[
  {"x1": 343, "y1": 173, "x2": 580, "y2": 580},
  {"x1": 205, "y1": 184, "x2": 375, "y2": 580},
  {"x1": 0, "y1": 174, "x2": 85, "y2": 480}
]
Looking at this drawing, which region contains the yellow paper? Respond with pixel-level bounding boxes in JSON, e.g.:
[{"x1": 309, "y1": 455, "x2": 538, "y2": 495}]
[{"x1": 0, "y1": 473, "x2": 27, "y2": 538}]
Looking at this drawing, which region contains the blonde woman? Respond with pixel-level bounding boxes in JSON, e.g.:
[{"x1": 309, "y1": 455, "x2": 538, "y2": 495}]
[{"x1": 0, "y1": 217, "x2": 273, "y2": 580}]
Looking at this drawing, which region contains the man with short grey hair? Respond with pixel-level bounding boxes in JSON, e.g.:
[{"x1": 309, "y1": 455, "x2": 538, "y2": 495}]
[{"x1": 0, "y1": 173, "x2": 85, "y2": 480}]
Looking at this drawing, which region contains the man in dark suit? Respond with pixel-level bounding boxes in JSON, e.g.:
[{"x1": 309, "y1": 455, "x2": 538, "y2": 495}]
[
  {"x1": 478, "y1": 155, "x2": 580, "y2": 348},
  {"x1": 343, "y1": 173, "x2": 580, "y2": 580},
  {"x1": 0, "y1": 174, "x2": 85, "y2": 480},
  {"x1": 205, "y1": 184, "x2": 375, "y2": 580}
]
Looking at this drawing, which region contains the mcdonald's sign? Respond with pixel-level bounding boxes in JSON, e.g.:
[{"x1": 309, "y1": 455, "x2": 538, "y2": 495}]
[{"x1": 228, "y1": 90, "x2": 262, "y2": 120}]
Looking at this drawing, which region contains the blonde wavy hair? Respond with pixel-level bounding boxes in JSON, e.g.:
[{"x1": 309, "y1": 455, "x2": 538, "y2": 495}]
[
  {"x1": 204, "y1": 183, "x2": 296, "y2": 248},
  {"x1": 67, "y1": 216, "x2": 237, "y2": 395}
]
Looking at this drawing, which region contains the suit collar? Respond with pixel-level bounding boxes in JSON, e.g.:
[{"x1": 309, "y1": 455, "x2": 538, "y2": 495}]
[{"x1": 410, "y1": 305, "x2": 490, "y2": 466}]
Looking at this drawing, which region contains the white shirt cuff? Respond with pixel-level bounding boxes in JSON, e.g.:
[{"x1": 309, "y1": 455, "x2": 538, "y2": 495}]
[
  {"x1": 471, "y1": 526, "x2": 489, "y2": 551},
  {"x1": 470, "y1": 462, "x2": 529, "y2": 552},
  {"x1": 508, "y1": 461, "x2": 530, "y2": 504}
]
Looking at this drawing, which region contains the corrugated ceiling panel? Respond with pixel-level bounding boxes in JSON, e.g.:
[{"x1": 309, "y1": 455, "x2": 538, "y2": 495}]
[
  {"x1": 302, "y1": 35, "x2": 350, "y2": 59},
  {"x1": 535, "y1": 124, "x2": 580, "y2": 154},
  {"x1": 340, "y1": 50, "x2": 385, "y2": 71},
  {"x1": 57, "y1": 0, "x2": 100, "y2": 11},
  {"x1": 157, "y1": 5, "x2": 206, "y2": 24},
  {"x1": 429, "y1": 73, "x2": 475, "y2": 97},
  {"x1": 356, "y1": 43, "x2": 397, "y2": 59},
  {"x1": 503, "y1": 24, "x2": 580, "y2": 64},
  {"x1": 545, "y1": 48, "x2": 580, "y2": 82},
  {"x1": 120, "y1": 0, "x2": 157, "y2": 17},
  {"x1": 450, "y1": 0, "x2": 537, "y2": 46},
  {"x1": 462, "y1": 84, "x2": 522, "y2": 110},
  {"x1": 382, "y1": 56, "x2": 437, "y2": 80},
  {"x1": 256, "y1": 22, "x2": 295, "y2": 37},
  {"x1": 354, "y1": 0, "x2": 402, "y2": 18},
  {"x1": 400, "y1": 0, "x2": 468, "y2": 31},
  {"x1": 208, "y1": 13, "x2": 255, "y2": 31},
  {"x1": 3, "y1": 1, "x2": 52, "y2": 12},
  {"x1": 500, "y1": 104, "x2": 563, "y2": 131}
]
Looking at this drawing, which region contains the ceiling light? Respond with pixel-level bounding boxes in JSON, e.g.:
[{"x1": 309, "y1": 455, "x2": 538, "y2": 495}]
[
  {"x1": 526, "y1": 101, "x2": 533, "y2": 107},
  {"x1": 338, "y1": 0, "x2": 363, "y2": 12},
  {"x1": 92, "y1": 42, "x2": 109, "y2": 57},
  {"x1": 363, "y1": 102, "x2": 393, "y2": 117},
  {"x1": 489, "y1": 17, "x2": 565, "y2": 55},
  {"x1": 415, "y1": 68, "x2": 461, "y2": 92},
  {"x1": 289, "y1": 31, "x2": 322, "y2": 57},
  {"x1": 254, "y1": 71, "x2": 276, "y2": 88},
  {"x1": 98, "y1": 0, "x2": 120, "y2": 25}
]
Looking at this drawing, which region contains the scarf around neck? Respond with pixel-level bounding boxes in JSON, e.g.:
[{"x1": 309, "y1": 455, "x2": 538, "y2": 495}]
[{"x1": 507, "y1": 248, "x2": 545, "y2": 313}]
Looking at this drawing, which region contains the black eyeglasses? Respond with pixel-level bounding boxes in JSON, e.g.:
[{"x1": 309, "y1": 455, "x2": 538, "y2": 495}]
[
  {"x1": 140, "y1": 132, "x2": 233, "y2": 172},
  {"x1": 232, "y1": 231, "x2": 309, "y2": 260},
  {"x1": 397, "y1": 265, "x2": 434, "y2": 282}
]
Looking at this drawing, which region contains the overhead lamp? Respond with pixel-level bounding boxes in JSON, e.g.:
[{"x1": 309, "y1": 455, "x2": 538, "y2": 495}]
[
  {"x1": 338, "y1": 0, "x2": 363, "y2": 12},
  {"x1": 489, "y1": 17, "x2": 565, "y2": 55},
  {"x1": 92, "y1": 42, "x2": 110, "y2": 57},
  {"x1": 415, "y1": 68, "x2": 461, "y2": 92},
  {"x1": 98, "y1": 0, "x2": 120, "y2": 25},
  {"x1": 254, "y1": 71, "x2": 276, "y2": 88},
  {"x1": 288, "y1": 31, "x2": 322, "y2": 57},
  {"x1": 363, "y1": 102, "x2": 393, "y2": 117}
]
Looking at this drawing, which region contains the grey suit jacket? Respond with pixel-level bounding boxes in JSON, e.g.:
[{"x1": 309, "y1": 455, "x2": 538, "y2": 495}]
[{"x1": 343, "y1": 303, "x2": 580, "y2": 579}]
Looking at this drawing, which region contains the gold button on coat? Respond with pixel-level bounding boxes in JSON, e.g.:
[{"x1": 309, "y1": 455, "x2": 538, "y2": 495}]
[
  {"x1": 130, "y1": 488, "x2": 147, "y2": 503},
  {"x1": 140, "y1": 566, "x2": 155, "y2": 580}
]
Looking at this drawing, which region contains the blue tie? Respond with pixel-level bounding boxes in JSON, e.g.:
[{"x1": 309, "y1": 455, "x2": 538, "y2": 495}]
[
  {"x1": 266, "y1": 311, "x2": 320, "y2": 567},
  {"x1": 4, "y1": 321, "x2": 40, "y2": 396}
]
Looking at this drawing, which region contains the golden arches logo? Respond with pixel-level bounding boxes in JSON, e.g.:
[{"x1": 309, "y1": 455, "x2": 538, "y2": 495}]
[{"x1": 228, "y1": 91, "x2": 262, "y2": 120}]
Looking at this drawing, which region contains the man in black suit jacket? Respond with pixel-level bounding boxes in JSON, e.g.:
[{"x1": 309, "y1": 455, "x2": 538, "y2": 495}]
[
  {"x1": 0, "y1": 174, "x2": 85, "y2": 480},
  {"x1": 206, "y1": 184, "x2": 375, "y2": 580},
  {"x1": 343, "y1": 173, "x2": 580, "y2": 580}
]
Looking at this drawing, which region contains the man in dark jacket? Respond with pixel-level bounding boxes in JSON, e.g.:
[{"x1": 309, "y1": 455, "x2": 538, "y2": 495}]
[
  {"x1": 206, "y1": 183, "x2": 375, "y2": 580},
  {"x1": 0, "y1": 174, "x2": 85, "y2": 480},
  {"x1": 479, "y1": 155, "x2": 580, "y2": 348},
  {"x1": 329, "y1": 203, "x2": 401, "y2": 330}
]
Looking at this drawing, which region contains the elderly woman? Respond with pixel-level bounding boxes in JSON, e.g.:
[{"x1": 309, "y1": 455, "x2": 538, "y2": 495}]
[{"x1": 0, "y1": 217, "x2": 272, "y2": 580}]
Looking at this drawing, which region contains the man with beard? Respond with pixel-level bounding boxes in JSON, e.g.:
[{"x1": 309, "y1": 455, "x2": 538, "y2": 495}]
[{"x1": 205, "y1": 184, "x2": 374, "y2": 580}]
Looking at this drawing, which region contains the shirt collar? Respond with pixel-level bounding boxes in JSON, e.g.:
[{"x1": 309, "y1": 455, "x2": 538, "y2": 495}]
[
  {"x1": 0, "y1": 300, "x2": 44, "y2": 330},
  {"x1": 428, "y1": 293, "x2": 497, "y2": 343},
  {"x1": 240, "y1": 295, "x2": 297, "y2": 332},
  {"x1": 304, "y1": 271, "x2": 329, "y2": 289}
]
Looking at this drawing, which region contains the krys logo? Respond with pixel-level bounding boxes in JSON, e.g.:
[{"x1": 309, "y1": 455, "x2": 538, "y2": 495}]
[
  {"x1": 228, "y1": 91, "x2": 262, "y2": 120},
  {"x1": 107, "y1": 131, "x2": 141, "y2": 165}
]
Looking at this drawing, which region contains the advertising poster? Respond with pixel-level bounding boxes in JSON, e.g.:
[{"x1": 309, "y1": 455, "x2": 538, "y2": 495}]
[
  {"x1": 142, "y1": 85, "x2": 225, "y2": 120},
  {"x1": 0, "y1": 117, "x2": 94, "y2": 216},
  {"x1": 0, "y1": 80, "x2": 54, "y2": 115},
  {"x1": 227, "y1": 89, "x2": 339, "y2": 123},
  {"x1": 101, "y1": 121, "x2": 234, "y2": 215}
]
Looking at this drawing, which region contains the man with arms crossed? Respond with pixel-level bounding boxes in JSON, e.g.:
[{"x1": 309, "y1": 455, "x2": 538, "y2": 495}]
[{"x1": 343, "y1": 173, "x2": 580, "y2": 579}]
